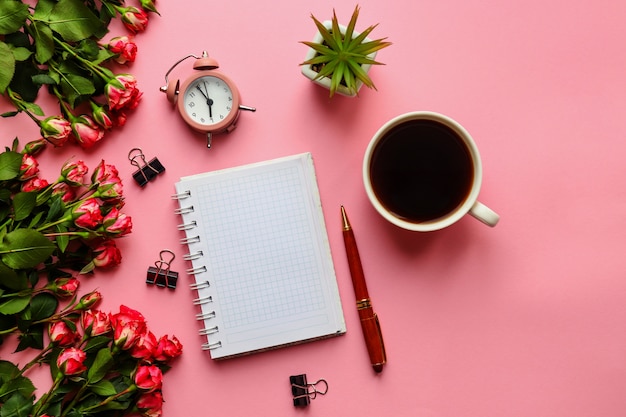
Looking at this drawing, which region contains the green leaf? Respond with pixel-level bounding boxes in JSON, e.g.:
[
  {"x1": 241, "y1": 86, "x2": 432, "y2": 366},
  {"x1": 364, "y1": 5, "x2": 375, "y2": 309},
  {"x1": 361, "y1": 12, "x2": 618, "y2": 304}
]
[
  {"x1": 29, "y1": 292, "x2": 57, "y2": 321},
  {"x1": 88, "y1": 348, "x2": 114, "y2": 383},
  {"x1": 11, "y1": 46, "x2": 31, "y2": 61},
  {"x1": 0, "y1": 0, "x2": 29, "y2": 35},
  {"x1": 0, "y1": 375, "x2": 36, "y2": 400},
  {"x1": 0, "y1": 260, "x2": 27, "y2": 290},
  {"x1": 0, "y1": 228, "x2": 56, "y2": 270},
  {"x1": 31, "y1": 21, "x2": 54, "y2": 64},
  {"x1": 0, "y1": 295, "x2": 30, "y2": 315},
  {"x1": 89, "y1": 380, "x2": 117, "y2": 396},
  {"x1": 0, "y1": 41, "x2": 15, "y2": 94},
  {"x1": 59, "y1": 73, "x2": 95, "y2": 107},
  {"x1": 0, "y1": 392, "x2": 33, "y2": 417},
  {"x1": 47, "y1": 0, "x2": 105, "y2": 42},
  {"x1": 9, "y1": 60, "x2": 40, "y2": 102},
  {"x1": 0, "y1": 359, "x2": 20, "y2": 382},
  {"x1": 15, "y1": 324, "x2": 44, "y2": 351},
  {"x1": 12, "y1": 192, "x2": 36, "y2": 221}
]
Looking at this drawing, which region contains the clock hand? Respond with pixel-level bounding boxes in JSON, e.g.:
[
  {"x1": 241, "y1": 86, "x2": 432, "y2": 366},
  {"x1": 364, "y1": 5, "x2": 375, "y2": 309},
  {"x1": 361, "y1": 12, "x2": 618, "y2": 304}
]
[
  {"x1": 201, "y1": 82, "x2": 213, "y2": 119},
  {"x1": 195, "y1": 85, "x2": 208, "y2": 100}
]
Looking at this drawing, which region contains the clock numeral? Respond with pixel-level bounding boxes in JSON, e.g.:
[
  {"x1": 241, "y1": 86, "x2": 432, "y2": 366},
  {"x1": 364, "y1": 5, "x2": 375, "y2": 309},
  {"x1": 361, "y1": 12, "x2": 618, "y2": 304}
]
[
  {"x1": 220, "y1": 114, "x2": 224, "y2": 120},
  {"x1": 189, "y1": 91, "x2": 196, "y2": 98},
  {"x1": 189, "y1": 102, "x2": 195, "y2": 108},
  {"x1": 228, "y1": 96, "x2": 232, "y2": 102},
  {"x1": 226, "y1": 106, "x2": 231, "y2": 111}
]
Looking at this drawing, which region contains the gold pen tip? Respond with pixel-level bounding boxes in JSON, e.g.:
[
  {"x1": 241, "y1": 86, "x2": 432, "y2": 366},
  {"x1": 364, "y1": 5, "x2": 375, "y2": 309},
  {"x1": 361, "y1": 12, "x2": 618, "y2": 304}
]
[{"x1": 340, "y1": 205, "x2": 350, "y2": 230}]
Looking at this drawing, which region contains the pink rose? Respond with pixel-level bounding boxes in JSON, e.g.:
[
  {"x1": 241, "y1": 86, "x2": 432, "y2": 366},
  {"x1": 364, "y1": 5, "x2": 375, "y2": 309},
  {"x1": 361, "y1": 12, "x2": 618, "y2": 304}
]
[
  {"x1": 61, "y1": 160, "x2": 88, "y2": 186},
  {"x1": 92, "y1": 239, "x2": 122, "y2": 268},
  {"x1": 137, "y1": 391, "x2": 163, "y2": 417},
  {"x1": 121, "y1": 7, "x2": 149, "y2": 33},
  {"x1": 71, "y1": 115, "x2": 105, "y2": 149},
  {"x1": 130, "y1": 330, "x2": 157, "y2": 361},
  {"x1": 91, "y1": 160, "x2": 120, "y2": 184},
  {"x1": 91, "y1": 103, "x2": 115, "y2": 129},
  {"x1": 134, "y1": 365, "x2": 162, "y2": 392},
  {"x1": 40, "y1": 116, "x2": 72, "y2": 146},
  {"x1": 73, "y1": 198, "x2": 103, "y2": 229},
  {"x1": 57, "y1": 347, "x2": 87, "y2": 375},
  {"x1": 53, "y1": 278, "x2": 79, "y2": 297},
  {"x1": 103, "y1": 208, "x2": 132, "y2": 236},
  {"x1": 81, "y1": 309, "x2": 111, "y2": 337},
  {"x1": 49, "y1": 321, "x2": 78, "y2": 347},
  {"x1": 105, "y1": 74, "x2": 141, "y2": 110},
  {"x1": 110, "y1": 305, "x2": 147, "y2": 350},
  {"x1": 22, "y1": 139, "x2": 47, "y2": 156},
  {"x1": 108, "y1": 36, "x2": 138, "y2": 64},
  {"x1": 52, "y1": 182, "x2": 76, "y2": 203},
  {"x1": 76, "y1": 290, "x2": 102, "y2": 310},
  {"x1": 20, "y1": 154, "x2": 39, "y2": 180},
  {"x1": 153, "y1": 335, "x2": 183, "y2": 362},
  {"x1": 21, "y1": 177, "x2": 49, "y2": 192}
]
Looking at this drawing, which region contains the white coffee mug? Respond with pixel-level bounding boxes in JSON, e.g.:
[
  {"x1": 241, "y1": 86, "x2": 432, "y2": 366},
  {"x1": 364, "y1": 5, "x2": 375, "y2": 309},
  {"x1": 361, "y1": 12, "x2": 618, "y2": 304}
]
[{"x1": 363, "y1": 111, "x2": 499, "y2": 232}]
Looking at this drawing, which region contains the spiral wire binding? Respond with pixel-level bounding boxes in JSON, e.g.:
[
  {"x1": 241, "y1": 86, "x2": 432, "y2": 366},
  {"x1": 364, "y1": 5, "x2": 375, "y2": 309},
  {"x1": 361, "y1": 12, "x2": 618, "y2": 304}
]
[
  {"x1": 184, "y1": 250, "x2": 203, "y2": 261},
  {"x1": 175, "y1": 188, "x2": 222, "y2": 351}
]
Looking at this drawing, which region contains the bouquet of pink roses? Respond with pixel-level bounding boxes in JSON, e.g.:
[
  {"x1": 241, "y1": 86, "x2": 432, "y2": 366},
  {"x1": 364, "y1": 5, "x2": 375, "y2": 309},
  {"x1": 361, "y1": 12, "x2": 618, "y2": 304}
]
[
  {"x1": 0, "y1": 292, "x2": 182, "y2": 417},
  {"x1": 0, "y1": 0, "x2": 159, "y2": 149},
  {"x1": 0, "y1": 140, "x2": 131, "y2": 348}
]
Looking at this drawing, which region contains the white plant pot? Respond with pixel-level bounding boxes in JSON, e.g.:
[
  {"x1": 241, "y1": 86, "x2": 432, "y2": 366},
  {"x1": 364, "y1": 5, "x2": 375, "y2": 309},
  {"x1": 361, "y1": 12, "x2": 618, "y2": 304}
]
[{"x1": 301, "y1": 21, "x2": 377, "y2": 97}]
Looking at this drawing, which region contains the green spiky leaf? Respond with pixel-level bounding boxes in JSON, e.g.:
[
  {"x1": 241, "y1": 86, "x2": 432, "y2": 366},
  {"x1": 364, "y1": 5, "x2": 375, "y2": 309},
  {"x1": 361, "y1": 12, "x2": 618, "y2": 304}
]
[{"x1": 300, "y1": 5, "x2": 391, "y2": 97}]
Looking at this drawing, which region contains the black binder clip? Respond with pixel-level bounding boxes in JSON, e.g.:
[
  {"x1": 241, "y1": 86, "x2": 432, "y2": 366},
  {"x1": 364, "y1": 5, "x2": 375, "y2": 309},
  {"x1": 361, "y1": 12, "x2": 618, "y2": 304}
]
[
  {"x1": 128, "y1": 148, "x2": 165, "y2": 187},
  {"x1": 289, "y1": 374, "x2": 328, "y2": 407},
  {"x1": 146, "y1": 250, "x2": 178, "y2": 289}
]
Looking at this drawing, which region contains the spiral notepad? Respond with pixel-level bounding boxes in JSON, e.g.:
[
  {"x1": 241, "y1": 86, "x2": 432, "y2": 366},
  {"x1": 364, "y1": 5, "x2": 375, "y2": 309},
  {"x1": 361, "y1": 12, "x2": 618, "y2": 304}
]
[{"x1": 173, "y1": 153, "x2": 346, "y2": 359}]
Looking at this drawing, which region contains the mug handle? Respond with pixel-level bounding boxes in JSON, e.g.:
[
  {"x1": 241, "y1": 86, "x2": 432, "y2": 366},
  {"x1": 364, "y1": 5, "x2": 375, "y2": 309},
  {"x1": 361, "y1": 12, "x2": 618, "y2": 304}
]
[{"x1": 469, "y1": 201, "x2": 500, "y2": 227}]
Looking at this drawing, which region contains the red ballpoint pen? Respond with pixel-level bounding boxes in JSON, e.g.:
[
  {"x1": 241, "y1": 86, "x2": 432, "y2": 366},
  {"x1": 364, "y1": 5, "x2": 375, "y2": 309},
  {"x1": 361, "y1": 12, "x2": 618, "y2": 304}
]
[{"x1": 341, "y1": 206, "x2": 387, "y2": 373}]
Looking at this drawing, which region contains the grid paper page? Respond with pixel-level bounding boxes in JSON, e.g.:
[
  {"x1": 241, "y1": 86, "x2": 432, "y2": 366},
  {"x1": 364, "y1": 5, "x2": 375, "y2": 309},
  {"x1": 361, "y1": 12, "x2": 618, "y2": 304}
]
[{"x1": 175, "y1": 153, "x2": 345, "y2": 359}]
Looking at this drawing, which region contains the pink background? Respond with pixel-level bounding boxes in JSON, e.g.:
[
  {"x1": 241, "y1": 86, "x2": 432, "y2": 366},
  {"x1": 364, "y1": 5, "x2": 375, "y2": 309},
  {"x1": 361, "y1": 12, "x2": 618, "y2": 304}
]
[{"x1": 3, "y1": 0, "x2": 626, "y2": 416}]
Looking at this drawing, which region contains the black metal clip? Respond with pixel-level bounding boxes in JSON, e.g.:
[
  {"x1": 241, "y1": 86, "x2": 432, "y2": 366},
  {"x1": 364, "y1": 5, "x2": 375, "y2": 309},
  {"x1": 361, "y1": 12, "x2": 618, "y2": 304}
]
[
  {"x1": 129, "y1": 148, "x2": 165, "y2": 187},
  {"x1": 289, "y1": 374, "x2": 328, "y2": 407},
  {"x1": 146, "y1": 250, "x2": 178, "y2": 289}
]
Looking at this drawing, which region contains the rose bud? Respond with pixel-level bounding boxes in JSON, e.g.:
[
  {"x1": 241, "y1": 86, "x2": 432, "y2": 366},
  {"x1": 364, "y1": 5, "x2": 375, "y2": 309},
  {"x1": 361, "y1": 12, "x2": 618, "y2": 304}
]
[
  {"x1": 52, "y1": 278, "x2": 80, "y2": 297},
  {"x1": 153, "y1": 335, "x2": 183, "y2": 362},
  {"x1": 40, "y1": 116, "x2": 72, "y2": 146},
  {"x1": 134, "y1": 365, "x2": 163, "y2": 392},
  {"x1": 107, "y1": 36, "x2": 138, "y2": 65},
  {"x1": 49, "y1": 321, "x2": 78, "y2": 347},
  {"x1": 111, "y1": 305, "x2": 147, "y2": 350},
  {"x1": 130, "y1": 330, "x2": 157, "y2": 361},
  {"x1": 22, "y1": 139, "x2": 47, "y2": 156},
  {"x1": 76, "y1": 290, "x2": 102, "y2": 310},
  {"x1": 81, "y1": 309, "x2": 111, "y2": 337},
  {"x1": 61, "y1": 160, "x2": 89, "y2": 186},
  {"x1": 103, "y1": 208, "x2": 132, "y2": 236},
  {"x1": 20, "y1": 154, "x2": 39, "y2": 180},
  {"x1": 73, "y1": 198, "x2": 103, "y2": 229},
  {"x1": 92, "y1": 239, "x2": 122, "y2": 268},
  {"x1": 120, "y1": 6, "x2": 149, "y2": 33},
  {"x1": 57, "y1": 347, "x2": 87, "y2": 376},
  {"x1": 71, "y1": 115, "x2": 105, "y2": 149},
  {"x1": 21, "y1": 177, "x2": 49, "y2": 192},
  {"x1": 137, "y1": 391, "x2": 164, "y2": 417}
]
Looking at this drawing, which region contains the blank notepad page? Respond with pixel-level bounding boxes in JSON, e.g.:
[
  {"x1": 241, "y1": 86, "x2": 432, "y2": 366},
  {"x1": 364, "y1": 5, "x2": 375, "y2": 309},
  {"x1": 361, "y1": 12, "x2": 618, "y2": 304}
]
[{"x1": 174, "y1": 153, "x2": 346, "y2": 359}]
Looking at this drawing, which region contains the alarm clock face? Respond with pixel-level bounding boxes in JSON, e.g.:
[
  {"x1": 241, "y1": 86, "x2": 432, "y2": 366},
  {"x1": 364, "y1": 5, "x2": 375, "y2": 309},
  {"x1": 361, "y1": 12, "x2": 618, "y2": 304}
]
[{"x1": 178, "y1": 73, "x2": 241, "y2": 132}]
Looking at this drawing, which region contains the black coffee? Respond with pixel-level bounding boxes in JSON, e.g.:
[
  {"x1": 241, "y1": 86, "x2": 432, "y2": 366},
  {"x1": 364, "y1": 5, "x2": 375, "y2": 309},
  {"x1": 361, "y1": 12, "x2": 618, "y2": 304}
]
[{"x1": 369, "y1": 119, "x2": 474, "y2": 223}]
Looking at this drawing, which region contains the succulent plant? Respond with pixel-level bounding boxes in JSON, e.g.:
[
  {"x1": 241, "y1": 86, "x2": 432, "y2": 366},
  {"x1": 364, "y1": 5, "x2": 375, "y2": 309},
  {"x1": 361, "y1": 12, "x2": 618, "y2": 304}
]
[{"x1": 300, "y1": 5, "x2": 391, "y2": 97}]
